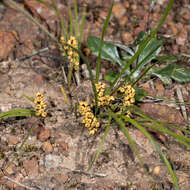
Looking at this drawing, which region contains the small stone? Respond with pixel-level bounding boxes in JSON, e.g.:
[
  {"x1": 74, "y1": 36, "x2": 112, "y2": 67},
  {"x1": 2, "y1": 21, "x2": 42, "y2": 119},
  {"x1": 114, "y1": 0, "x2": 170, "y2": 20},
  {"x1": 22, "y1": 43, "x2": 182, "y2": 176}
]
[
  {"x1": 121, "y1": 32, "x2": 133, "y2": 44},
  {"x1": 33, "y1": 74, "x2": 45, "y2": 88},
  {"x1": 54, "y1": 174, "x2": 69, "y2": 184},
  {"x1": 168, "y1": 21, "x2": 178, "y2": 35},
  {"x1": 0, "y1": 30, "x2": 17, "y2": 60},
  {"x1": 42, "y1": 141, "x2": 53, "y2": 153},
  {"x1": 38, "y1": 128, "x2": 51, "y2": 142},
  {"x1": 23, "y1": 157, "x2": 39, "y2": 177},
  {"x1": 83, "y1": 47, "x2": 91, "y2": 56},
  {"x1": 131, "y1": 4, "x2": 137, "y2": 11},
  {"x1": 7, "y1": 135, "x2": 19, "y2": 145},
  {"x1": 119, "y1": 16, "x2": 128, "y2": 26},
  {"x1": 141, "y1": 82, "x2": 150, "y2": 90},
  {"x1": 44, "y1": 154, "x2": 62, "y2": 169},
  {"x1": 5, "y1": 163, "x2": 15, "y2": 175},
  {"x1": 112, "y1": 3, "x2": 126, "y2": 19},
  {"x1": 176, "y1": 28, "x2": 187, "y2": 46},
  {"x1": 58, "y1": 141, "x2": 69, "y2": 152},
  {"x1": 153, "y1": 166, "x2": 161, "y2": 176},
  {"x1": 186, "y1": 83, "x2": 190, "y2": 91},
  {"x1": 155, "y1": 80, "x2": 165, "y2": 96},
  {"x1": 123, "y1": 1, "x2": 129, "y2": 8}
]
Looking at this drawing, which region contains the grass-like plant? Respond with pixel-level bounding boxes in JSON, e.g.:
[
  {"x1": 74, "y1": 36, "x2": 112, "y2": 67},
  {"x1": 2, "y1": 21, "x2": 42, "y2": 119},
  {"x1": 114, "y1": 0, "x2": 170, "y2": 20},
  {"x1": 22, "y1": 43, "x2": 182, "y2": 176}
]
[
  {"x1": 5, "y1": 0, "x2": 190, "y2": 189},
  {"x1": 0, "y1": 92, "x2": 47, "y2": 176}
]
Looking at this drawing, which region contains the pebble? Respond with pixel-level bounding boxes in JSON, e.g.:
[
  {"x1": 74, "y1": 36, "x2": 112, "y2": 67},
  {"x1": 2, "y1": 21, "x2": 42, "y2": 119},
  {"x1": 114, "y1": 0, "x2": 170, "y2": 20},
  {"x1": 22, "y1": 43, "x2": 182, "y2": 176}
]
[
  {"x1": 38, "y1": 128, "x2": 51, "y2": 142},
  {"x1": 7, "y1": 135, "x2": 19, "y2": 145},
  {"x1": 112, "y1": 3, "x2": 126, "y2": 19},
  {"x1": 153, "y1": 166, "x2": 161, "y2": 176},
  {"x1": 42, "y1": 141, "x2": 54, "y2": 153},
  {"x1": 44, "y1": 154, "x2": 62, "y2": 169},
  {"x1": 23, "y1": 157, "x2": 39, "y2": 177}
]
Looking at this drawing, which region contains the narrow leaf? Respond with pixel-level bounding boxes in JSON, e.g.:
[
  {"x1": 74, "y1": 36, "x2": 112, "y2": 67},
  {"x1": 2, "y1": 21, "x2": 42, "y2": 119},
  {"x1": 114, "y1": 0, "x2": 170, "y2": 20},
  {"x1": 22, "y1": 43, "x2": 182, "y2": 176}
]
[{"x1": 88, "y1": 114, "x2": 112, "y2": 171}]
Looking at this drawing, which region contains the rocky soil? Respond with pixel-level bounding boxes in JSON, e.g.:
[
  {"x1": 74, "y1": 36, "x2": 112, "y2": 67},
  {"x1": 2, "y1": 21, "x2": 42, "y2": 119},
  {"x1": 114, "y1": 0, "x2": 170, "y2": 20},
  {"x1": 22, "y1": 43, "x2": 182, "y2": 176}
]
[{"x1": 0, "y1": 0, "x2": 190, "y2": 189}]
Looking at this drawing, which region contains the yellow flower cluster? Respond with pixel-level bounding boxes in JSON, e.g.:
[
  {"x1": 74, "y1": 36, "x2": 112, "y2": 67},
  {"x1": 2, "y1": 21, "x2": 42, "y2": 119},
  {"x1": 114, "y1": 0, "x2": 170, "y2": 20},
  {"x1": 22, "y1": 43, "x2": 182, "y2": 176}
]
[
  {"x1": 60, "y1": 36, "x2": 79, "y2": 71},
  {"x1": 118, "y1": 85, "x2": 135, "y2": 117},
  {"x1": 34, "y1": 92, "x2": 47, "y2": 117},
  {"x1": 78, "y1": 101, "x2": 100, "y2": 135},
  {"x1": 95, "y1": 82, "x2": 115, "y2": 107}
]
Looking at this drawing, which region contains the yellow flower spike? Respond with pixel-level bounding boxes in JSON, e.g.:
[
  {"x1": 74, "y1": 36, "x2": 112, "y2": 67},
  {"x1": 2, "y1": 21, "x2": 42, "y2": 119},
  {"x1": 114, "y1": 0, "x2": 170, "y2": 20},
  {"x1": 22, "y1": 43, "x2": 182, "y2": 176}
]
[
  {"x1": 34, "y1": 92, "x2": 47, "y2": 117},
  {"x1": 79, "y1": 100, "x2": 100, "y2": 135}
]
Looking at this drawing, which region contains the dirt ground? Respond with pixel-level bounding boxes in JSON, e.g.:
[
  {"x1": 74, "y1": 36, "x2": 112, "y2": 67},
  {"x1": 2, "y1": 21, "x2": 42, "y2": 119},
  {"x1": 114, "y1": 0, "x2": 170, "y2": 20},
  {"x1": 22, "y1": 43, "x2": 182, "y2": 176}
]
[{"x1": 0, "y1": 0, "x2": 190, "y2": 189}]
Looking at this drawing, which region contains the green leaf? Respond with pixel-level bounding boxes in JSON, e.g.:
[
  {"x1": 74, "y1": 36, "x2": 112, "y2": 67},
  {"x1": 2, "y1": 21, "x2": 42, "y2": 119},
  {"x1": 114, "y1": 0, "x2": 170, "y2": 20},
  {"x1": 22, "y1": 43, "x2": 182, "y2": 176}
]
[
  {"x1": 157, "y1": 64, "x2": 190, "y2": 83},
  {"x1": 137, "y1": 38, "x2": 163, "y2": 66},
  {"x1": 96, "y1": 0, "x2": 114, "y2": 83},
  {"x1": 132, "y1": 38, "x2": 164, "y2": 79},
  {"x1": 87, "y1": 36, "x2": 123, "y2": 66},
  {"x1": 133, "y1": 31, "x2": 147, "y2": 46},
  {"x1": 114, "y1": 43, "x2": 134, "y2": 56},
  {"x1": 120, "y1": 51, "x2": 133, "y2": 61},
  {"x1": 104, "y1": 71, "x2": 119, "y2": 82},
  {"x1": 0, "y1": 109, "x2": 35, "y2": 119},
  {"x1": 156, "y1": 55, "x2": 177, "y2": 62},
  {"x1": 134, "y1": 88, "x2": 147, "y2": 101},
  {"x1": 152, "y1": 72, "x2": 172, "y2": 85}
]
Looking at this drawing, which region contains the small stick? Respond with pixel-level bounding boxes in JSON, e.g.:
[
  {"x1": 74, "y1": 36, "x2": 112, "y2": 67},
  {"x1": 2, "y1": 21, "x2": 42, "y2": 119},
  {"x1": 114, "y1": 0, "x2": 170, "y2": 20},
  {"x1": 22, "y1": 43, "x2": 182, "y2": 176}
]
[
  {"x1": 4, "y1": 176, "x2": 36, "y2": 190},
  {"x1": 176, "y1": 86, "x2": 188, "y2": 120},
  {"x1": 74, "y1": 71, "x2": 81, "y2": 86},
  {"x1": 18, "y1": 47, "x2": 49, "y2": 61},
  {"x1": 72, "y1": 169, "x2": 107, "y2": 177},
  {"x1": 61, "y1": 66, "x2": 68, "y2": 84},
  {"x1": 61, "y1": 166, "x2": 107, "y2": 178}
]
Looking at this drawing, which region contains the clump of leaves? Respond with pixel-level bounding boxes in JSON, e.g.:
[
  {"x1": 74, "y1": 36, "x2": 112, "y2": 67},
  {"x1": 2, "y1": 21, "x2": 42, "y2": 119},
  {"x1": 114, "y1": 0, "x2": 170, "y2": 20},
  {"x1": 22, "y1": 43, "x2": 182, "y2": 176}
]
[{"x1": 88, "y1": 32, "x2": 190, "y2": 86}]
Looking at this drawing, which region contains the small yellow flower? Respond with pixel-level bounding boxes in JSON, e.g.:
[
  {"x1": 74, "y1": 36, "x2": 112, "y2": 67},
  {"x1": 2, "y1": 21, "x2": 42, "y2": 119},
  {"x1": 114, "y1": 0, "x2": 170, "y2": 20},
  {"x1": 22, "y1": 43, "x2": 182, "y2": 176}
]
[
  {"x1": 118, "y1": 87, "x2": 125, "y2": 93},
  {"x1": 34, "y1": 92, "x2": 47, "y2": 117},
  {"x1": 41, "y1": 111, "x2": 47, "y2": 118}
]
